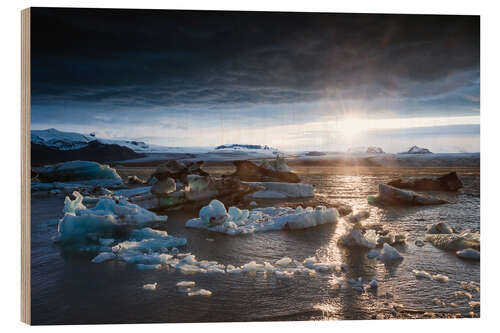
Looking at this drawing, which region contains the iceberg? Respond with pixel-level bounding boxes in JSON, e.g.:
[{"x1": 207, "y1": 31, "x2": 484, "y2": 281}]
[
  {"x1": 36, "y1": 160, "x2": 123, "y2": 184},
  {"x1": 186, "y1": 200, "x2": 339, "y2": 235},
  {"x1": 56, "y1": 191, "x2": 168, "y2": 241}
]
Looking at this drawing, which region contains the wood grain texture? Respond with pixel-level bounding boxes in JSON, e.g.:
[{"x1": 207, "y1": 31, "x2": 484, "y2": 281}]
[{"x1": 21, "y1": 7, "x2": 31, "y2": 325}]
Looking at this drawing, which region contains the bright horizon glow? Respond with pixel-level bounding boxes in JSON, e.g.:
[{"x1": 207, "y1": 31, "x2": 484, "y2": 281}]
[{"x1": 31, "y1": 114, "x2": 480, "y2": 153}]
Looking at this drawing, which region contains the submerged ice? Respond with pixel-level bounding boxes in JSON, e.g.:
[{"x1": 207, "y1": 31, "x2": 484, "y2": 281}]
[{"x1": 186, "y1": 200, "x2": 339, "y2": 235}]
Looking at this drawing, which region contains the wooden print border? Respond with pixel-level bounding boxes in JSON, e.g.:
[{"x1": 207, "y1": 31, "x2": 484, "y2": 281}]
[{"x1": 21, "y1": 7, "x2": 31, "y2": 325}]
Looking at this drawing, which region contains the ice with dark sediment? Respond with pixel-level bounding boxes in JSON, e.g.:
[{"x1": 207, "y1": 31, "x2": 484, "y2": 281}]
[
  {"x1": 368, "y1": 184, "x2": 448, "y2": 206},
  {"x1": 185, "y1": 200, "x2": 339, "y2": 235}
]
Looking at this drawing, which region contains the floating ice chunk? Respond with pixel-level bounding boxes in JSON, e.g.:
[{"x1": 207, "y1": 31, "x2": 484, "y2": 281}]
[
  {"x1": 113, "y1": 236, "x2": 186, "y2": 256},
  {"x1": 137, "y1": 264, "x2": 161, "y2": 270},
  {"x1": 456, "y1": 248, "x2": 480, "y2": 260},
  {"x1": 57, "y1": 192, "x2": 169, "y2": 241},
  {"x1": 63, "y1": 191, "x2": 86, "y2": 214},
  {"x1": 275, "y1": 270, "x2": 295, "y2": 279},
  {"x1": 91, "y1": 252, "x2": 116, "y2": 263},
  {"x1": 248, "y1": 182, "x2": 314, "y2": 199},
  {"x1": 340, "y1": 228, "x2": 377, "y2": 249},
  {"x1": 226, "y1": 265, "x2": 243, "y2": 274},
  {"x1": 58, "y1": 213, "x2": 117, "y2": 241},
  {"x1": 275, "y1": 257, "x2": 292, "y2": 267},
  {"x1": 143, "y1": 282, "x2": 157, "y2": 290},
  {"x1": 344, "y1": 210, "x2": 370, "y2": 223},
  {"x1": 129, "y1": 227, "x2": 169, "y2": 240},
  {"x1": 378, "y1": 244, "x2": 403, "y2": 262},
  {"x1": 199, "y1": 200, "x2": 229, "y2": 226},
  {"x1": 367, "y1": 278, "x2": 378, "y2": 289},
  {"x1": 119, "y1": 253, "x2": 173, "y2": 265},
  {"x1": 37, "y1": 160, "x2": 123, "y2": 184},
  {"x1": 114, "y1": 186, "x2": 152, "y2": 198},
  {"x1": 187, "y1": 201, "x2": 339, "y2": 235},
  {"x1": 431, "y1": 274, "x2": 449, "y2": 283},
  {"x1": 179, "y1": 264, "x2": 203, "y2": 274},
  {"x1": 469, "y1": 301, "x2": 480, "y2": 308},
  {"x1": 188, "y1": 289, "x2": 212, "y2": 296},
  {"x1": 99, "y1": 238, "x2": 115, "y2": 246},
  {"x1": 176, "y1": 281, "x2": 196, "y2": 288},
  {"x1": 367, "y1": 249, "x2": 380, "y2": 259},
  {"x1": 412, "y1": 270, "x2": 432, "y2": 279}
]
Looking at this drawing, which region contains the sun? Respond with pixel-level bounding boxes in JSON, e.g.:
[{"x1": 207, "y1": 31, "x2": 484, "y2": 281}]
[{"x1": 337, "y1": 117, "x2": 367, "y2": 140}]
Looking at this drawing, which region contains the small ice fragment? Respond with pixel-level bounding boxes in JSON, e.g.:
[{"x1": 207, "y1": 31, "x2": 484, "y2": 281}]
[
  {"x1": 137, "y1": 263, "x2": 161, "y2": 270},
  {"x1": 456, "y1": 248, "x2": 480, "y2": 260},
  {"x1": 249, "y1": 201, "x2": 258, "y2": 207},
  {"x1": 99, "y1": 238, "x2": 115, "y2": 246},
  {"x1": 367, "y1": 249, "x2": 380, "y2": 259},
  {"x1": 143, "y1": 282, "x2": 158, "y2": 290},
  {"x1": 91, "y1": 252, "x2": 116, "y2": 263},
  {"x1": 275, "y1": 270, "x2": 294, "y2": 279},
  {"x1": 469, "y1": 301, "x2": 480, "y2": 308},
  {"x1": 432, "y1": 274, "x2": 449, "y2": 283},
  {"x1": 206, "y1": 238, "x2": 215, "y2": 242},
  {"x1": 188, "y1": 289, "x2": 212, "y2": 296},
  {"x1": 275, "y1": 257, "x2": 292, "y2": 267},
  {"x1": 367, "y1": 278, "x2": 378, "y2": 289},
  {"x1": 415, "y1": 240, "x2": 425, "y2": 247},
  {"x1": 412, "y1": 269, "x2": 432, "y2": 279},
  {"x1": 176, "y1": 281, "x2": 196, "y2": 288},
  {"x1": 378, "y1": 244, "x2": 403, "y2": 261}
]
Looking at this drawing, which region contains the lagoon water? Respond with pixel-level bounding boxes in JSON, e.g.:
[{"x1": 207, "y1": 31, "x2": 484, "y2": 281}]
[{"x1": 31, "y1": 167, "x2": 480, "y2": 324}]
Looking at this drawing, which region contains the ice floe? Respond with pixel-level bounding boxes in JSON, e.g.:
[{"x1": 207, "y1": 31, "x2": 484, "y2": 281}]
[
  {"x1": 425, "y1": 230, "x2": 479, "y2": 251},
  {"x1": 91, "y1": 252, "x2": 116, "y2": 263},
  {"x1": 36, "y1": 160, "x2": 123, "y2": 184},
  {"x1": 176, "y1": 281, "x2": 196, "y2": 288},
  {"x1": 431, "y1": 274, "x2": 449, "y2": 283},
  {"x1": 377, "y1": 244, "x2": 404, "y2": 262},
  {"x1": 186, "y1": 200, "x2": 339, "y2": 235},
  {"x1": 143, "y1": 282, "x2": 158, "y2": 290},
  {"x1": 56, "y1": 192, "x2": 168, "y2": 241},
  {"x1": 247, "y1": 182, "x2": 314, "y2": 199},
  {"x1": 340, "y1": 228, "x2": 378, "y2": 249},
  {"x1": 412, "y1": 270, "x2": 432, "y2": 279},
  {"x1": 456, "y1": 248, "x2": 480, "y2": 260},
  {"x1": 188, "y1": 289, "x2": 212, "y2": 296}
]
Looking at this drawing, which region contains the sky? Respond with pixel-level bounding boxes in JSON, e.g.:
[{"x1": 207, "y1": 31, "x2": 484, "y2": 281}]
[{"x1": 30, "y1": 8, "x2": 480, "y2": 152}]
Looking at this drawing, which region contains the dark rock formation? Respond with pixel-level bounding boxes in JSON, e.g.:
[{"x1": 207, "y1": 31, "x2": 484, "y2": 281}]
[
  {"x1": 31, "y1": 141, "x2": 144, "y2": 166},
  {"x1": 151, "y1": 177, "x2": 176, "y2": 196},
  {"x1": 387, "y1": 172, "x2": 463, "y2": 192},
  {"x1": 305, "y1": 151, "x2": 326, "y2": 156},
  {"x1": 229, "y1": 160, "x2": 300, "y2": 183},
  {"x1": 151, "y1": 160, "x2": 208, "y2": 184}
]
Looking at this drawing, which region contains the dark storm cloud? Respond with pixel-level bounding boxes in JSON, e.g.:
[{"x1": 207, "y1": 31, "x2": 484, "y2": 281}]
[{"x1": 31, "y1": 8, "x2": 479, "y2": 115}]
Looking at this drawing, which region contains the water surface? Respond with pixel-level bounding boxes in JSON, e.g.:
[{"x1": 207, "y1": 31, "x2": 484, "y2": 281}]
[{"x1": 31, "y1": 167, "x2": 480, "y2": 324}]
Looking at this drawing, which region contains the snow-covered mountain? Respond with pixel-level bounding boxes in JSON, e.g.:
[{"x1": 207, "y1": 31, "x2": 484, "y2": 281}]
[
  {"x1": 31, "y1": 128, "x2": 95, "y2": 150},
  {"x1": 30, "y1": 128, "x2": 200, "y2": 154},
  {"x1": 214, "y1": 144, "x2": 280, "y2": 156},
  {"x1": 347, "y1": 146, "x2": 385, "y2": 154},
  {"x1": 401, "y1": 146, "x2": 433, "y2": 154}
]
